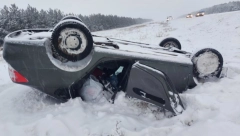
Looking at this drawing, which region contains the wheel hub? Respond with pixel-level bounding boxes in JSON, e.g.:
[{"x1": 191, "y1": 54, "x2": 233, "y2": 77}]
[
  {"x1": 196, "y1": 52, "x2": 219, "y2": 75},
  {"x1": 58, "y1": 28, "x2": 87, "y2": 55},
  {"x1": 65, "y1": 34, "x2": 81, "y2": 49}
]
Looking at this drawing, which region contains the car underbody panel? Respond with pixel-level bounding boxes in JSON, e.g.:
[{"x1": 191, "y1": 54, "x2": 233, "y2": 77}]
[{"x1": 3, "y1": 29, "x2": 198, "y2": 114}]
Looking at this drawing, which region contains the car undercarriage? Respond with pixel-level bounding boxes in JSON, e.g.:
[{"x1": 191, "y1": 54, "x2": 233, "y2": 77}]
[{"x1": 2, "y1": 16, "x2": 224, "y2": 115}]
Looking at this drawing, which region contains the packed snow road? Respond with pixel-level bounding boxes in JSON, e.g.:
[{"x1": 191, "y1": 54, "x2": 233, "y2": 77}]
[{"x1": 1, "y1": 11, "x2": 240, "y2": 136}]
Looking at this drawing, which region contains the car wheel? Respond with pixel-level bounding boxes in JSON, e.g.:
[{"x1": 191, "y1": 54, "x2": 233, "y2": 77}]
[
  {"x1": 159, "y1": 38, "x2": 181, "y2": 50},
  {"x1": 192, "y1": 48, "x2": 223, "y2": 79},
  {"x1": 51, "y1": 20, "x2": 93, "y2": 62},
  {"x1": 61, "y1": 15, "x2": 83, "y2": 22}
]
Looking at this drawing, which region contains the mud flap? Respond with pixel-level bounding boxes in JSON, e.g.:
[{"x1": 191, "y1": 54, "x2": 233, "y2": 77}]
[
  {"x1": 219, "y1": 67, "x2": 228, "y2": 78},
  {"x1": 126, "y1": 62, "x2": 184, "y2": 115}
]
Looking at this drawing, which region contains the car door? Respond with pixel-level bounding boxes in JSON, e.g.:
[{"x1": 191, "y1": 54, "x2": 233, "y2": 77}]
[{"x1": 126, "y1": 62, "x2": 184, "y2": 115}]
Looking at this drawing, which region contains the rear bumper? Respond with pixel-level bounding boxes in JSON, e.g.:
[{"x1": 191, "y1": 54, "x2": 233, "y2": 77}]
[{"x1": 3, "y1": 30, "x2": 82, "y2": 100}]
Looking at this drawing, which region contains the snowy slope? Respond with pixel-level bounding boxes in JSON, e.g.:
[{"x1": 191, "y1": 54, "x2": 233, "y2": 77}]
[{"x1": 0, "y1": 11, "x2": 240, "y2": 136}]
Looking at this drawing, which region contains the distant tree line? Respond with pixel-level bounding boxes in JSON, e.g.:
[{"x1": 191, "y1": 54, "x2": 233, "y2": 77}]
[
  {"x1": 181, "y1": 1, "x2": 240, "y2": 17},
  {"x1": 199, "y1": 1, "x2": 240, "y2": 14},
  {"x1": 0, "y1": 4, "x2": 152, "y2": 46}
]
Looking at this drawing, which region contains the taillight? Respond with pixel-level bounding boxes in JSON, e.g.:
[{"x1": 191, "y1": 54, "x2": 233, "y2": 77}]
[{"x1": 8, "y1": 65, "x2": 28, "y2": 83}]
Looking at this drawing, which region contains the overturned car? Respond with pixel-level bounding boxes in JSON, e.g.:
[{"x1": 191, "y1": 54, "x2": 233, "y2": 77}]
[{"x1": 3, "y1": 16, "x2": 224, "y2": 115}]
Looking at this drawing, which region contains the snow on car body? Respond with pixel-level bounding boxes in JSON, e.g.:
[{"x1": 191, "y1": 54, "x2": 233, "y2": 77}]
[{"x1": 2, "y1": 16, "x2": 223, "y2": 115}]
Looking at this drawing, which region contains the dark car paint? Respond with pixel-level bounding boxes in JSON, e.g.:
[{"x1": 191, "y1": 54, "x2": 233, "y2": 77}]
[
  {"x1": 126, "y1": 62, "x2": 184, "y2": 114},
  {"x1": 3, "y1": 29, "x2": 197, "y2": 103}
]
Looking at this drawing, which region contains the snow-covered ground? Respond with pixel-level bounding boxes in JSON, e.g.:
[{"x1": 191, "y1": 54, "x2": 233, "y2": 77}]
[{"x1": 1, "y1": 11, "x2": 240, "y2": 136}]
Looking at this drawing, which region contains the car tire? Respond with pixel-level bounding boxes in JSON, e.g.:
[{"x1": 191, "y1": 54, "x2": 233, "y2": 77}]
[
  {"x1": 192, "y1": 48, "x2": 223, "y2": 78},
  {"x1": 51, "y1": 20, "x2": 93, "y2": 62},
  {"x1": 159, "y1": 38, "x2": 181, "y2": 50},
  {"x1": 61, "y1": 15, "x2": 83, "y2": 22}
]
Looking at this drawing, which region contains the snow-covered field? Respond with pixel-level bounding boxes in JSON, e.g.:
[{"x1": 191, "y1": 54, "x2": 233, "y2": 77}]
[{"x1": 1, "y1": 11, "x2": 240, "y2": 136}]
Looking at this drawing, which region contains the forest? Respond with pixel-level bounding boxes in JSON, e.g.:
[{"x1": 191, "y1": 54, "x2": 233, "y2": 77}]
[
  {"x1": 179, "y1": 1, "x2": 240, "y2": 18},
  {"x1": 200, "y1": 1, "x2": 240, "y2": 14},
  {"x1": 0, "y1": 4, "x2": 151, "y2": 45}
]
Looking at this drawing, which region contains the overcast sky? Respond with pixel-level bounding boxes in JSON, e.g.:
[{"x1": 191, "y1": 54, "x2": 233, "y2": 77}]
[{"x1": 0, "y1": 0, "x2": 238, "y2": 20}]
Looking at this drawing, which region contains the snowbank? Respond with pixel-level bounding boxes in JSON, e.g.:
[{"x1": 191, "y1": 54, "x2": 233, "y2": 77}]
[{"x1": 1, "y1": 11, "x2": 240, "y2": 136}]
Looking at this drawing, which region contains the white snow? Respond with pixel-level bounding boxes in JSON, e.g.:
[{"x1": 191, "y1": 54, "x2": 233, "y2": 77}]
[
  {"x1": 194, "y1": 51, "x2": 220, "y2": 76},
  {"x1": 1, "y1": 11, "x2": 240, "y2": 136},
  {"x1": 13, "y1": 31, "x2": 51, "y2": 40}
]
